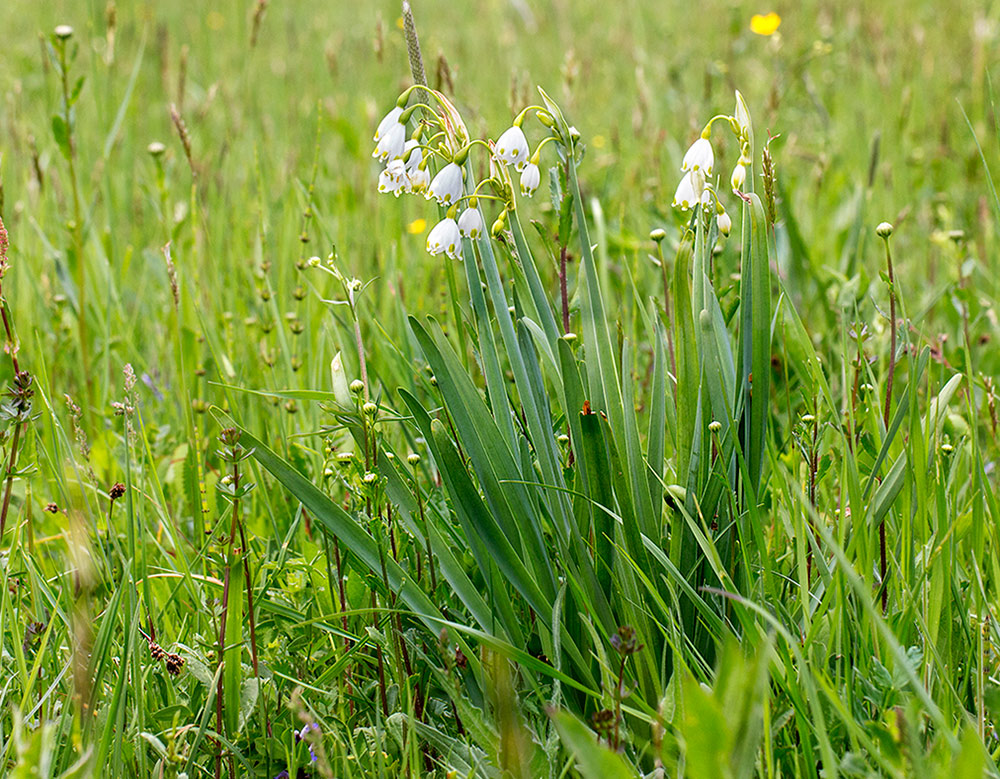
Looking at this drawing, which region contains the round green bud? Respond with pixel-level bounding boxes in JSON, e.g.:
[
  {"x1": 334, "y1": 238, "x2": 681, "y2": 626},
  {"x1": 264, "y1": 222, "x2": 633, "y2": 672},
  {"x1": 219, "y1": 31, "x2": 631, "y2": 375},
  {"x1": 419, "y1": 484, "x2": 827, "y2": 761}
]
[{"x1": 875, "y1": 222, "x2": 893, "y2": 238}]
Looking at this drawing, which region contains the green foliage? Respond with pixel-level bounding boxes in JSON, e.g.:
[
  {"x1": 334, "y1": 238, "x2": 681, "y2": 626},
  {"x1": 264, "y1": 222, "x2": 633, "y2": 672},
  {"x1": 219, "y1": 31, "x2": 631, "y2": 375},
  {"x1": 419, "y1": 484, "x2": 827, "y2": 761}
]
[{"x1": 0, "y1": 1, "x2": 998, "y2": 777}]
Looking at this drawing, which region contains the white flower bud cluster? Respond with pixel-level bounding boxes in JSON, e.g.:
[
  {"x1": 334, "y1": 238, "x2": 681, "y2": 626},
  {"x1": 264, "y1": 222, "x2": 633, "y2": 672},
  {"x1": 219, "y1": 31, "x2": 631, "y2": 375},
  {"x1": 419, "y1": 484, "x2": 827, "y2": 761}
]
[
  {"x1": 372, "y1": 87, "x2": 553, "y2": 261},
  {"x1": 672, "y1": 90, "x2": 756, "y2": 239}
]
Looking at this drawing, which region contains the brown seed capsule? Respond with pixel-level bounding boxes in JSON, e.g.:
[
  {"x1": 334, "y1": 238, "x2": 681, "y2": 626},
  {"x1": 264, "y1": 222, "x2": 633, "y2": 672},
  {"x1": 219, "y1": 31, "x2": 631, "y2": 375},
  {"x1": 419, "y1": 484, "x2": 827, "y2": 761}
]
[
  {"x1": 109, "y1": 482, "x2": 126, "y2": 501},
  {"x1": 165, "y1": 652, "x2": 185, "y2": 676},
  {"x1": 148, "y1": 640, "x2": 166, "y2": 661}
]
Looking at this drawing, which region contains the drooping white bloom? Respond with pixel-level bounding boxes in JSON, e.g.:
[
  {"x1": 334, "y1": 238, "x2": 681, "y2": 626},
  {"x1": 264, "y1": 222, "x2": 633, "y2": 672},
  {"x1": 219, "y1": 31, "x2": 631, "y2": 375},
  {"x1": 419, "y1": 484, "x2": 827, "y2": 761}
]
[
  {"x1": 330, "y1": 352, "x2": 353, "y2": 408},
  {"x1": 400, "y1": 141, "x2": 425, "y2": 193},
  {"x1": 458, "y1": 208, "x2": 484, "y2": 239},
  {"x1": 495, "y1": 125, "x2": 530, "y2": 170},
  {"x1": 681, "y1": 137, "x2": 714, "y2": 176},
  {"x1": 730, "y1": 162, "x2": 747, "y2": 194},
  {"x1": 407, "y1": 165, "x2": 430, "y2": 193},
  {"x1": 520, "y1": 163, "x2": 541, "y2": 196},
  {"x1": 377, "y1": 159, "x2": 408, "y2": 196},
  {"x1": 717, "y1": 212, "x2": 733, "y2": 236},
  {"x1": 426, "y1": 162, "x2": 464, "y2": 205},
  {"x1": 374, "y1": 106, "x2": 403, "y2": 142},
  {"x1": 426, "y1": 217, "x2": 462, "y2": 260},
  {"x1": 672, "y1": 170, "x2": 706, "y2": 211},
  {"x1": 403, "y1": 141, "x2": 423, "y2": 173},
  {"x1": 372, "y1": 120, "x2": 406, "y2": 162}
]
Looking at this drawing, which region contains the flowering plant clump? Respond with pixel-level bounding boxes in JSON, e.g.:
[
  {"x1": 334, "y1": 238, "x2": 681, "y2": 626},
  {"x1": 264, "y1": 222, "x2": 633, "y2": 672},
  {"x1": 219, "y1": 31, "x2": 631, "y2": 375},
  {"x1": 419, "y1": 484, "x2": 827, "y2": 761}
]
[
  {"x1": 672, "y1": 89, "x2": 755, "y2": 239},
  {"x1": 371, "y1": 85, "x2": 562, "y2": 260}
]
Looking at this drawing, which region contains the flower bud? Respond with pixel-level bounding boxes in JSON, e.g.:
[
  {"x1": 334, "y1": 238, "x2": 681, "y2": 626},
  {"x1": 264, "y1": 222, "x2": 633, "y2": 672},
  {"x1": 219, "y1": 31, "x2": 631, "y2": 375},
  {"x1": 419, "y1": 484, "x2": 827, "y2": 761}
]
[
  {"x1": 708, "y1": 420, "x2": 722, "y2": 433},
  {"x1": 349, "y1": 379, "x2": 365, "y2": 395},
  {"x1": 55, "y1": 25, "x2": 74, "y2": 40},
  {"x1": 330, "y1": 353, "x2": 353, "y2": 408},
  {"x1": 717, "y1": 212, "x2": 732, "y2": 236},
  {"x1": 876, "y1": 222, "x2": 893, "y2": 238},
  {"x1": 649, "y1": 228, "x2": 666, "y2": 243}
]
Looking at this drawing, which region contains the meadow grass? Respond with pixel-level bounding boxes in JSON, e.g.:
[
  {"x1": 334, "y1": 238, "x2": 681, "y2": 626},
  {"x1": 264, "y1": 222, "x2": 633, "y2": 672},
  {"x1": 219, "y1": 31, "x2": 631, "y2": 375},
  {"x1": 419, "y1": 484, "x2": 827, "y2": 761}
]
[{"x1": 0, "y1": 1, "x2": 999, "y2": 777}]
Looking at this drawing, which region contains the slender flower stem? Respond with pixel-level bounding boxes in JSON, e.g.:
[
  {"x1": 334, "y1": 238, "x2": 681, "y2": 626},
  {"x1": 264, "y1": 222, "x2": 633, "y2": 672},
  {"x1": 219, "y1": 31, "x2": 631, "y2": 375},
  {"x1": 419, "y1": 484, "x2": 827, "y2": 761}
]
[
  {"x1": 879, "y1": 226, "x2": 897, "y2": 614},
  {"x1": 57, "y1": 37, "x2": 90, "y2": 404},
  {"x1": 559, "y1": 243, "x2": 570, "y2": 334}
]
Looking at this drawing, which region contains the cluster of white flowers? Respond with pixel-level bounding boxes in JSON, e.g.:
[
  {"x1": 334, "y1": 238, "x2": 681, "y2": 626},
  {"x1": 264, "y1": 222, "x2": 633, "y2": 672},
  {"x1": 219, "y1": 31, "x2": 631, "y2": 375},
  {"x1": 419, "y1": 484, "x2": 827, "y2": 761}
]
[
  {"x1": 372, "y1": 88, "x2": 550, "y2": 260},
  {"x1": 671, "y1": 91, "x2": 754, "y2": 238},
  {"x1": 373, "y1": 109, "x2": 429, "y2": 196}
]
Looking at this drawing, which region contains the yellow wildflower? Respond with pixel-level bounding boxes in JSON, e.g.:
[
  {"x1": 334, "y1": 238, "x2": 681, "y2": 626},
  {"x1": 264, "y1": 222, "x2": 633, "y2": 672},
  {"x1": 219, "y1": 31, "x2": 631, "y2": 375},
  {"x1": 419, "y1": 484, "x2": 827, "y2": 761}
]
[{"x1": 750, "y1": 12, "x2": 781, "y2": 36}]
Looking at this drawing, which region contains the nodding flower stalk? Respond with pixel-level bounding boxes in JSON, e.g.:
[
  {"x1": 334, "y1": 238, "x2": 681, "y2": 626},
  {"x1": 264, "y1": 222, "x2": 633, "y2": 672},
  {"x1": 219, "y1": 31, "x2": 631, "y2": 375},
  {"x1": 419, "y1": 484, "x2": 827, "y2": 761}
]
[
  {"x1": 669, "y1": 90, "x2": 771, "y2": 503},
  {"x1": 369, "y1": 88, "x2": 554, "y2": 263}
]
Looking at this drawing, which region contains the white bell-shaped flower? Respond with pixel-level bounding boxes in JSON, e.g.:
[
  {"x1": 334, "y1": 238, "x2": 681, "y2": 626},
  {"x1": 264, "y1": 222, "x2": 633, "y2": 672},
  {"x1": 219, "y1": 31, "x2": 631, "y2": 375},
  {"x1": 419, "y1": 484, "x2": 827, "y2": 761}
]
[
  {"x1": 377, "y1": 159, "x2": 408, "y2": 196},
  {"x1": 426, "y1": 162, "x2": 464, "y2": 205},
  {"x1": 374, "y1": 106, "x2": 403, "y2": 141},
  {"x1": 681, "y1": 137, "x2": 714, "y2": 176},
  {"x1": 458, "y1": 208, "x2": 484, "y2": 239},
  {"x1": 520, "y1": 162, "x2": 541, "y2": 196},
  {"x1": 672, "y1": 170, "x2": 706, "y2": 211},
  {"x1": 495, "y1": 125, "x2": 530, "y2": 170},
  {"x1": 407, "y1": 165, "x2": 430, "y2": 193},
  {"x1": 717, "y1": 211, "x2": 732, "y2": 236},
  {"x1": 403, "y1": 141, "x2": 423, "y2": 174},
  {"x1": 372, "y1": 120, "x2": 406, "y2": 162},
  {"x1": 427, "y1": 217, "x2": 462, "y2": 260},
  {"x1": 731, "y1": 162, "x2": 747, "y2": 194}
]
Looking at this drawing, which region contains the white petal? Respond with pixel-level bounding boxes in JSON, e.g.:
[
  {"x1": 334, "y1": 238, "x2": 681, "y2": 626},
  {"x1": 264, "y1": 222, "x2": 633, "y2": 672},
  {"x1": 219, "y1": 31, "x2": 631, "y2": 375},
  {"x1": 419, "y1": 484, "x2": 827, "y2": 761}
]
[
  {"x1": 458, "y1": 208, "x2": 484, "y2": 239},
  {"x1": 407, "y1": 166, "x2": 430, "y2": 193},
  {"x1": 495, "y1": 125, "x2": 529, "y2": 168},
  {"x1": 377, "y1": 159, "x2": 408, "y2": 195},
  {"x1": 672, "y1": 170, "x2": 705, "y2": 211},
  {"x1": 374, "y1": 106, "x2": 403, "y2": 142},
  {"x1": 403, "y1": 141, "x2": 423, "y2": 174},
  {"x1": 681, "y1": 137, "x2": 714, "y2": 176},
  {"x1": 427, "y1": 162, "x2": 464, "y2": 205},
  {"x1": 519, "y1": 163, "x2": 541, "y2": 196},
  {"x1": 731, "y1": 163, "x2": 747, "y2": 194},
  {"x1": 427, "y1": 218, "x2": 462, "y2": 258},
  {"x1": 372, "y1": 121, "x2": 406, "y2": 162}
]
